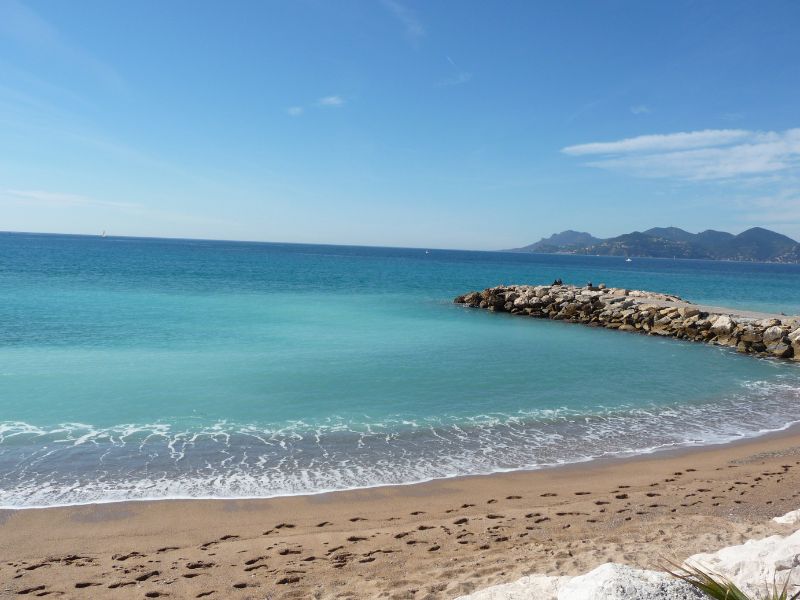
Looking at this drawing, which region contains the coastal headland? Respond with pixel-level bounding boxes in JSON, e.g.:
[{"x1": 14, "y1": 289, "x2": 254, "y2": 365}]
[{"x1": 455, "y1": 283, "x2": 800, "y2": 360}]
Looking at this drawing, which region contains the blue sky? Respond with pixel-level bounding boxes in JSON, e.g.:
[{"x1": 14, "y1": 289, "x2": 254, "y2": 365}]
[{"x1": 1, "y1": 0, "x2": 799, "y2": 249}]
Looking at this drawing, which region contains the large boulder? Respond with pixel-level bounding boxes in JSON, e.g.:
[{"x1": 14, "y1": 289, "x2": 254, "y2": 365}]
[
  {"x1": 770, "y1": 342, "x2": 793, "y2": 358},
  {"x1": 558, "y1": 564, "x2": 703, "y2": 600},
  {"x1": 790, "y1": 328, "x2": 800, "y2": 360},
  {"x1": 687, "y1": 528, "x2": 800, "y2": 597},
  {"x1": 457, "y1": 564, "x2": 701, "y2": 600},
  {"x1": 763, "y1": 325, "x2": 786, "y2": 343},
  {"x1": 711, "y1": 315, "x2": 735, "y2": 335}
]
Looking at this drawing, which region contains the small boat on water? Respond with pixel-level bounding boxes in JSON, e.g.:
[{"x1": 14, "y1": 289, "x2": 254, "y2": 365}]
[
  {"x1": 625, "y1": 257, "x2": 632, "y2": 262},
  {"x1": 101, "y1": 230, "x2": 107, "y2": 238}
]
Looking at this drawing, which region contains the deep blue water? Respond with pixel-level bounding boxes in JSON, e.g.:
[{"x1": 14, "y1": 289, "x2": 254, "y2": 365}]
[{"x1": 1, "y1": 232, "x2": 800, "y2": 507}]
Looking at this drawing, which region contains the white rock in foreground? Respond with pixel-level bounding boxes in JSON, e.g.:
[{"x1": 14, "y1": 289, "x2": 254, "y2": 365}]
[
  {"x1": 687, "y1": 528, "x2": 800, "y2": 596},
  {"x1": 458, "y1": 564, "x2": 701, "y2": 600},
  {"x1": 459, "y1": 513, "x2": 800, "y2": 600},
  {"x1": 560, "y1": 564, "x2": 702, "y2": 600},
  {"x1": 773, "y1": 508, "x2": 800, "y2": 525},
  {"x1": 459, "y1": 574, "x2": 560, "y2": 599}
]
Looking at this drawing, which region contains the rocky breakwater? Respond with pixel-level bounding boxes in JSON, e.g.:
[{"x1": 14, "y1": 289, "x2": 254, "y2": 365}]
[{"x1": 454, "y1": 283, "x2": 800, "y2": 361}]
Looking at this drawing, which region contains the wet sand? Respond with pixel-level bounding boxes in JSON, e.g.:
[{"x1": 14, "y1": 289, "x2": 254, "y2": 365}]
[{"x1": 4, "y1": 429, "x2": 800, "y2": 599}]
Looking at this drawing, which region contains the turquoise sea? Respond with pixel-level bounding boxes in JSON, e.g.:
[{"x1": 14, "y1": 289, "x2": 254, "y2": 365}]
[{"x1": 2, "y1": 232, "x2": 800, "y2": 508}]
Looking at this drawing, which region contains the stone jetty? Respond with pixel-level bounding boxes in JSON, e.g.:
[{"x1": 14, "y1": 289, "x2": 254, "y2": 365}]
[{"x1": 454, "y1": 283, "x2": 800, "y2": 361}]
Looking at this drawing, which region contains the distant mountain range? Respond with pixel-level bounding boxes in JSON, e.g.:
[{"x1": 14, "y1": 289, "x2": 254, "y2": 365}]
[{"x1": 507, "y1": 227, "x2": 800, "y2": 263}]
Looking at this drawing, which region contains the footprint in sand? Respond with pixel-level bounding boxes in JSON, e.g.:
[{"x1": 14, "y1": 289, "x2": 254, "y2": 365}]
[
  {"x1": 112, "y1": 552, "x2": 144, "y2": 561},
  {"x1": 540, "y1": 492, "x2": 557, "y2": 497},
  {"x1": 16, "y1": 585, "x2": 46, "y2": 595}
]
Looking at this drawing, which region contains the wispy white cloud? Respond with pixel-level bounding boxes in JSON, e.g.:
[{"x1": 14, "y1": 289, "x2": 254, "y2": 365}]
[
  {"x1": 285, "y1": 96, "x2": 345, "y2": 117},
  {"x1": 1, "y1": 189, "x2": 239, "y2": 229},
  {"x1": 724, "y1": 188, "x2": 800, "y2": 242},
  {"x1": 721, "y1": 112, "x2": 745, "y2": 121},
  {"x1": 562, "y1": 129, "x2": 751, "y2": 156},
  {"x1": 381, "y1": 0, "x2": 425, "y2": 46},
  {"x1": 0, "y1": 0, "x2": 124, "y2": 92},
  {"x1": 317, "y1": 95, "x2": 345, "y2": 107},
  {"x1": 2, "y1": 189, "x2": 139, "y2": 210},
  {"x1": 630, "y1": 105, "x2": 651, "y2": 115},
  {"x1": 438, "y1": 56, "x2": 472, "y2": 87},
  {"x1": 562, "y1": 128, "x2": 800, "y2": 181},
  {"x1": 438, "y1": 72, "x2": 472, "y2": 87}
]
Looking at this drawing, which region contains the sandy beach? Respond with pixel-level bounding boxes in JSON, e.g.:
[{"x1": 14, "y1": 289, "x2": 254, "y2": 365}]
[{"x1": 4, "y1": 429, "x2": 800, "y2": 599}]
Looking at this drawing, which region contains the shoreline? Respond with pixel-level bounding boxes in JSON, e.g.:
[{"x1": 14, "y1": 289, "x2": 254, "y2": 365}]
[
  {"x1": 5, "y1": 417, "x2": 800, "y2": 513},
  {"x1": 5, "y1": 424, "x2": 800, "y2": 598}
]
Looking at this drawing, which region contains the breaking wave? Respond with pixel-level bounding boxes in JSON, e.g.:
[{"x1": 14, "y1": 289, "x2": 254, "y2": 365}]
[{"x1": 2, "y1": 378, "x2": 800, "y2": 508}]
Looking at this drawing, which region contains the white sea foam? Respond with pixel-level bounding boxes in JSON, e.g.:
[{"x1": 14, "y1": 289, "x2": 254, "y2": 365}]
[{"x1": 1, "y1": 379, "x2": 800, "y2": 509}]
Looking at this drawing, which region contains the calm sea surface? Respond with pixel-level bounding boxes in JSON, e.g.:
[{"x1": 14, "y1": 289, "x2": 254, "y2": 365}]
[{"x1": 2, "y1": 232, "x2": 800, "y2": 508}]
